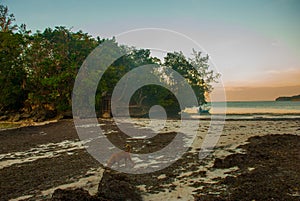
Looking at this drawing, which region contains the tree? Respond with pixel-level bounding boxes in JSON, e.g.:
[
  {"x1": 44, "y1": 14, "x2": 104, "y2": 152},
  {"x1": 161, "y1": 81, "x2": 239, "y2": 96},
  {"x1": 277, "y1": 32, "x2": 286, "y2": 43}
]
[
  {"x1": 96, "y1": 48, "x2": 219, "y2": 117},
  {"x1": 0, "y1": 32, "x2": 27, "y2": 111},
  {"x1": 25, "y1": 27, "x2": 101, "y2": 113},
  {"x1": 189, "y1": 49, "x2": 220, "y2": 95},
  {"x1": 0, "y1": 5, "x2": 18, "y2": 32},
  {"x1": 0, "y1": 5, "x2": 27, "y2": 111},
  {"x1": 163, "y1": 50, "x2": 219, "y2": 105},
  {"x1": 95, "y1": 46, "x2": 161, "y2": 114},
  {"x1": 0, "y1": 3, "x2": 219, "y2": 120}
]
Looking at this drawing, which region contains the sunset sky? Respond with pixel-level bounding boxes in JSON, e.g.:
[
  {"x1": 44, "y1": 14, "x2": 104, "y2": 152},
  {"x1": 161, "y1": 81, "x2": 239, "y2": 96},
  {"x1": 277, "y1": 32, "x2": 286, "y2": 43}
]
[{"x1": 4, "y1": 0, "x2": 300, "y2": 101}]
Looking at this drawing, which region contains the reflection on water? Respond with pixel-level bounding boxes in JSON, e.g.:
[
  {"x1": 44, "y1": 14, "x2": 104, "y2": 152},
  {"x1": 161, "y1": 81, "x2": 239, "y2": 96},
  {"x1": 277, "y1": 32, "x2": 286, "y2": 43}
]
[{"x1": 184, "y1": 101, "x2": 300, "y2": 119}]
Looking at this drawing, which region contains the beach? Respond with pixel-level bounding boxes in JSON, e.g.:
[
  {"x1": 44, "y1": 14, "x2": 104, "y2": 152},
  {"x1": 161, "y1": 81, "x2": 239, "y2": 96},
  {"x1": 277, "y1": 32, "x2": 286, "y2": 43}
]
[
  {"x1": 1, "y1": 1, "x2": 300, "y2": 200},
  {"x1": 1, "y1": 118, "x2": 300, "y2": 200}
]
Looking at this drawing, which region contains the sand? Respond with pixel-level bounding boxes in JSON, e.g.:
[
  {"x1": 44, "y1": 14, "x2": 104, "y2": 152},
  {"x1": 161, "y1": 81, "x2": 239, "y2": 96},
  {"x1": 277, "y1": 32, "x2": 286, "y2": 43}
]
[{"x1": 0, "y1": 118, "x2": 299, "y2": 200}]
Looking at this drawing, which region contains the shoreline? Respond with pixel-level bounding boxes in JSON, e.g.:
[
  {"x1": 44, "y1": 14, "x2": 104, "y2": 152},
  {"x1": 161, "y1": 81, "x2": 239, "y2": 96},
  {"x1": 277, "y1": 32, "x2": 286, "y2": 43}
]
[
  {"x1": 1, "y1": 112, "x2": 300, "y2": 130},
  {"x1": 0, "y1": 119, "x2": 60, "y2": 130}
]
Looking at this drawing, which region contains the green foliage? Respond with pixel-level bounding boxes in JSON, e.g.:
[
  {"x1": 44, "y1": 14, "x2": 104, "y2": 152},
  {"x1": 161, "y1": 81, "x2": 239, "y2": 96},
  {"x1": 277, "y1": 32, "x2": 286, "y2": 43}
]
[
  {"x1": 163, "y1": 50, "x2": 219, "y2": 105},
  {"x1": 95, "y1": 47, "x2": 160, "y2": 112},
  {"x1": 0, "y1": 3, "x2": 220, "y2": 119},
  {"x1": 0, "y1": 33, "x2": 25, "y2": 110},
  {"x1": 0, "y1": 9, "x2": 27, "y2": 110},
  {"x1": 97, "y1": 48, "x2": 217, "y2": 116},
  {"x1": 25, "y1": 26, "x2": 101, "y2": 113},
  {"x1": 130, "y1": 85, "x2": 180, "y2": 117}
]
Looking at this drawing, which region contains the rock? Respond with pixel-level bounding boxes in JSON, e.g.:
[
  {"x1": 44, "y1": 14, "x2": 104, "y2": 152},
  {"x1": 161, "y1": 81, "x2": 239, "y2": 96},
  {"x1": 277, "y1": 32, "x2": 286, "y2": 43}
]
[
  {"x1": 221, "y1": 176, "x2": 236, "y2": 184},
  {"x1": 30, "y1": 108, "x2": 56, "y2": 122},
  {"x1": 45, "y1": 109, "x2": 57, "y2": 119},
  {"x1": 97, "y1": 170, "x2": 143, "y2": 201},
  {"x1": 51, "y1": 188, "x2": 96, "y2": 201},
  {"x1": 61, "y1": 110, "x2": 73, "y2": 119},
  {"x1": 30, "y1": 109, "x2": 46, "y2": 122},
  {"x1": 35, "y1": 114, "x2": 46, "y2": 122},
  {"x1": 21, "y1": 113, "x2": 31, "y2": 119},
  {"x1": 194, "y1": 195, "x2": 225, "y2": 201},
  {"x1": 213, "y1": 154, "x2": 246, "y2": 169},
  {"x1": 12, "y1": 113, "x2": 21, "y2": 122},
  {"x1": 0, "y1": 115, "x2": 9, "y2": 121},
  {"x1": 50, "y1": 170, "x2": 142, "y2": 201},
  {"x1": 213, "y1": 158, "x2": 224, "y2": 168}
]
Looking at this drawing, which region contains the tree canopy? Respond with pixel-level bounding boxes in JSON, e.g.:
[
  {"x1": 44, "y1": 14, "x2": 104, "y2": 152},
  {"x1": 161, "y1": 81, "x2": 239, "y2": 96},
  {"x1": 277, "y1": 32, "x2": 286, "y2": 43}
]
[{"x1": 0, "y1": 4, "x2": 220, "y2": 120}]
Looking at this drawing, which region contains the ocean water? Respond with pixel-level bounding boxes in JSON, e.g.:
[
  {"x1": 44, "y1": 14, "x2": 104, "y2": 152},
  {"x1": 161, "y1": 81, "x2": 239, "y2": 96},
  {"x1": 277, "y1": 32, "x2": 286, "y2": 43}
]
[{"x1": 186, "y1": 101, "x2": 300, "y2": 119}]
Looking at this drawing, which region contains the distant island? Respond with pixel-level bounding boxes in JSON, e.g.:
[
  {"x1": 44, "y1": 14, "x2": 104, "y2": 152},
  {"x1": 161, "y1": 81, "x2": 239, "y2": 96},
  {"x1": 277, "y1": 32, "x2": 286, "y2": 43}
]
[{"x1": 275, "y1": 94, "x2": 300, "y2": 101}]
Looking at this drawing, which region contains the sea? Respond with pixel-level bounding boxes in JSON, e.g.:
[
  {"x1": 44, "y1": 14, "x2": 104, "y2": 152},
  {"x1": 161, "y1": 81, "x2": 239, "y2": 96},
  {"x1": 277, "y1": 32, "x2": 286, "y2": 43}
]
[
  {"x1": 185, "y1": 101, "x2": 300, "y2": 120},
  {"x1": 0, "y1": 101, "x2": 299, "y2": 130}
]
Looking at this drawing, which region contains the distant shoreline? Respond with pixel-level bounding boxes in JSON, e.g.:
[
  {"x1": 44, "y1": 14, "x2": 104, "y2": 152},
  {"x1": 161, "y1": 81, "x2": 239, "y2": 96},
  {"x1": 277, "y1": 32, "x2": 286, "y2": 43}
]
[
  {"x1": 275, "y1": 94, "x2": 300, "y2": 101},
  {"x1": 1, "y1": 115, "x2": 300, "y2": 131},
  {"x1": 1, "y1": 100, "x2": 299, "y2": 130}
]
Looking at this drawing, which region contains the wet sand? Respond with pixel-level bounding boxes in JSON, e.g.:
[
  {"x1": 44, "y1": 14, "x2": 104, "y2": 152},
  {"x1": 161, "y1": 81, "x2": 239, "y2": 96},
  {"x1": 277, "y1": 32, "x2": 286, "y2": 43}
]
[{"x1": 0, "y1": 118, "x2": 299, "y2": 200}]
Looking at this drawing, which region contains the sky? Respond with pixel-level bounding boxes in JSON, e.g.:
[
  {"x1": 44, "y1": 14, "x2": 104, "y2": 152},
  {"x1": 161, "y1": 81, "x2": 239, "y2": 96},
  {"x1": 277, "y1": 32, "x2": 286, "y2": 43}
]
[{"x1": 3, "y1": 0, "x2": 300, "y2": 101}]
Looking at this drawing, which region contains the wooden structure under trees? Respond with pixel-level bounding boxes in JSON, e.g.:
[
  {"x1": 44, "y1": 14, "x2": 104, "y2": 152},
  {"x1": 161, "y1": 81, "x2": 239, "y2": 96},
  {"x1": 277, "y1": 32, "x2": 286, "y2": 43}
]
[{"x1": 101, "y1": 94, "x2": 111, "y2": 118}]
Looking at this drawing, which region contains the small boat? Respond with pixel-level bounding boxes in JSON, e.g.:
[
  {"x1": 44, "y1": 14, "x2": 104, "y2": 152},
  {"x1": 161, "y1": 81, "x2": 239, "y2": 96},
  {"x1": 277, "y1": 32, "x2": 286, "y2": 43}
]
[{"x1": 198, "y1": 105, "x2": 210, "y2": 114}]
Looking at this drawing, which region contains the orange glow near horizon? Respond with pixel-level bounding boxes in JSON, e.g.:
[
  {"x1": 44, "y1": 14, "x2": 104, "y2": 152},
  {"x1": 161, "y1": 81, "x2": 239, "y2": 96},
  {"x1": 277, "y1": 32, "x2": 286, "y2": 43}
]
[
  {"x1": 209, "y1": 68, "x2": 300, "y2": 101},
  {"x1": 223, "y1": 85, "x2": 300, "y2": 101}
]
